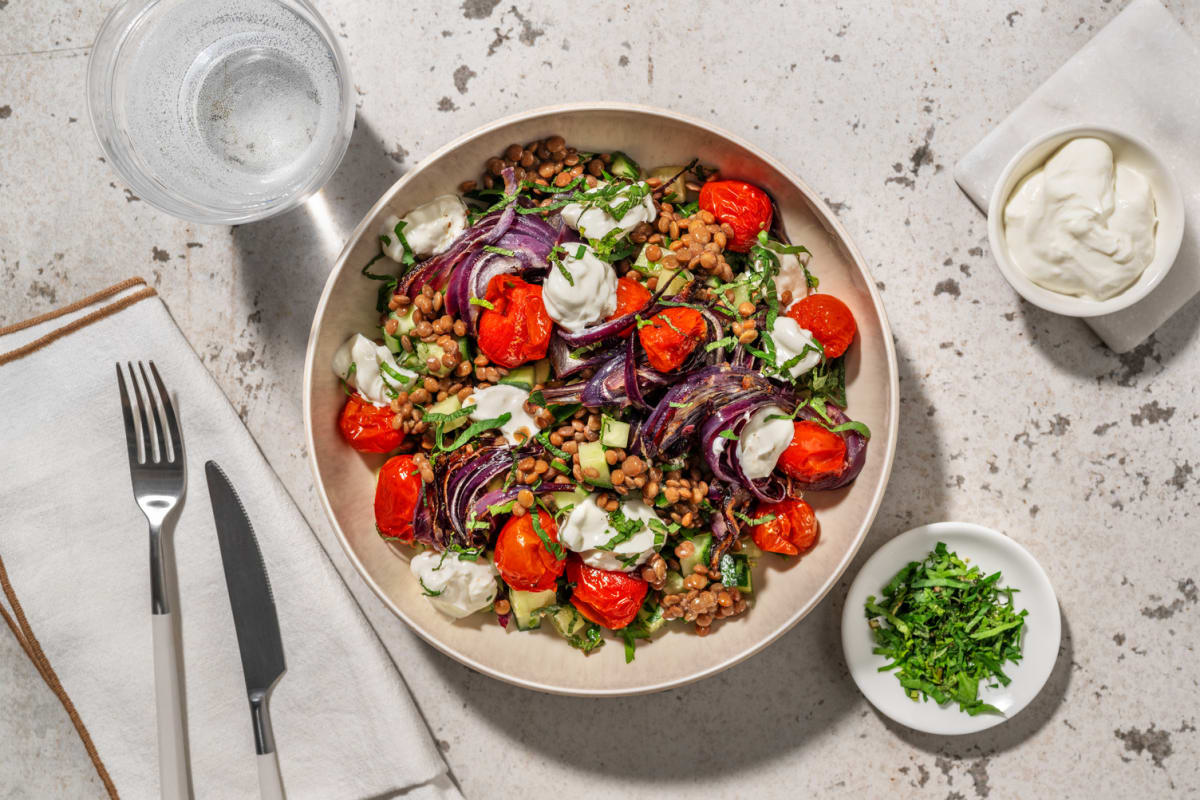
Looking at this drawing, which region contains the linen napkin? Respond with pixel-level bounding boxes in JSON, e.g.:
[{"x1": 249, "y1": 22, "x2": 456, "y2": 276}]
[
  {"x1": 0, "y1": 279, "x2": 459, "y2": 799},
  {"x1": 954, "y1": 0, "x2": 1200, "y2": 353}
]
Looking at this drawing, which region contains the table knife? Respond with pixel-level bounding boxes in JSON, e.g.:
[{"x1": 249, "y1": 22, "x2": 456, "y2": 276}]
[{"x1": 205, "y1": 461, "x2": 287, "y2": 800}]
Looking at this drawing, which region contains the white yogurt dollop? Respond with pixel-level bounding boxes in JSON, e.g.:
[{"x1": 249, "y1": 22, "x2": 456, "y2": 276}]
[
  {"x1": 409, "y1": 550, "x2": 498, "y2": 619},
  {"x1": 463, "y1": 384, "x2": 540, "y2": 445},
  {"x1": 737, "y1": 404, "x2": 793, "y2": 480},
  {"x1": 558, "y1": 495, "x2": 662, "y2": 572},
  {"x1": 1003, "y1": 137, "x2": 1157, "y2": 301},
  {"x1": 380, "y1": 194, "x2": 469, "y2": 261},
  {"x1": 331, "y1": 333, "x2": 419, "y2": 406},
  {"x1": 769, "y1": 316, "x2": 823, "y2": 380},
  {"x1": 561, "y1": 182, "x2": 657, "y2": 241},
  {"x1": 541, "y1": 244, "x2": 618, "y2": 332}
]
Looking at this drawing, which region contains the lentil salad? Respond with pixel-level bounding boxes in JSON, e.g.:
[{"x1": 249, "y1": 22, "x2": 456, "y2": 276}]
[{"x1": 332, "y1": 136, "x2": 870, "y2": 660}]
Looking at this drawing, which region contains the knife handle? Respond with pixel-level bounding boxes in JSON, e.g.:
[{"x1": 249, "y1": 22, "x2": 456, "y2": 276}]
[
  {"x1": 152, "y1": 612, "x2": 191, "y2": 800},
  {"x1": 257, "y1": 751, "x2": 284, "y2": 799}
]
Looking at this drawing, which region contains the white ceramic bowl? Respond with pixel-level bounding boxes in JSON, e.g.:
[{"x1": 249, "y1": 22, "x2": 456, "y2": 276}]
[
  {"x1": 986, "y1": 124, "x2": 1184, "y2": 317},
  {"x1": 842, "y1": 522, "x2": 1061, "y2": 735},
  {"x1": 303, "y1": 103, "x2": 899, "y2": 695}
]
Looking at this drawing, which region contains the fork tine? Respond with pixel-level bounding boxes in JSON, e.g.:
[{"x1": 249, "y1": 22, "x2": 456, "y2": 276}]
[
  {"x1": 127, "y1": 360, "x2": 153, "y2": 463},
  {"x1": 137, "y1": 361, "x2": 168, "y2": 464},
  {"x1": 148, "y1": 362, "x2": 182, "y2": 464},
  {"x1": 116, "y1": 363, "x2": 142, "y2": 466}
]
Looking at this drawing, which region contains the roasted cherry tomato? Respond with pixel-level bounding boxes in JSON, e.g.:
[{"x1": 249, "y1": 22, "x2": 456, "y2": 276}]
[
  {"x1": 567, "y1": 558, "x2": 648, "y2": 629},
  {"x1": 375, "y1": 455, "x2": 423, "y2": 542},
  {"x1": 609, "y1": 276, "x2": 653, "y2": 337},
  {"x1": 699, "y1": 180, "x2": 774, "y2": 252},
  {"x1": 777, "y1": 421, "x2": 847, "y2": 483},
  {"x1": 494, "y1": 509, "x2": 566, "y2": 591},
  {"x1": 637, "y1": 307, "x2": 706, "y2": 372},
  {"x1": 749, "y1": 498, "x2": 818, "y2": 556},
  {"x1": 338, "y1": 394, "x2": 403, "y2": 453},
  {"x1": 785, "y1": 294, "x2": 857, "y2": 359},
  {"x1": 477, "y1": 274, "x2": 553, "y2": 368}
]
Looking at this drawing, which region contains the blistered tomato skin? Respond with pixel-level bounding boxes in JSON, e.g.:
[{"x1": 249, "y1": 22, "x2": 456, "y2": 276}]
[
  {"x1": 609, "y1": 276, "x2": 652, "y2": 337},
  {"x1": 339, "y1": 394, "x2": 404, "y2": 453},
  {"x1": 699, "y1": 180, "x2": 774, "y2": 252},
  {"x1": 374, "y1": 455, "x2": 423, "y2": 542},
  {"x1": 494, "y1": 509, "x2": 566, "y2": 591},
  {"x1": 750, "y1": 498, "x2": 819, "y2": 556},
  {"x1": 637, "y1": 307, "x2": 707, "y2": 372},
  {"x1": 785, "y1": 294, "x2": 857, "y2": 359},
  {"x1": 567, "y1": 558, "x2": 648, "y2": 629},
  {"x1": 477, "y1": 274, "x2": 554, "y2": 367},
  {"x1": 777, "y1": 421, "x2": 847, "y2": 483}
]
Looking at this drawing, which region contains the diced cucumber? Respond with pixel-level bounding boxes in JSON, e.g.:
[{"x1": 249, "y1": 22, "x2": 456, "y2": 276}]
[
  {"x1": 661, "y1": 570, "x2": 685, "y2": 595},
  {"x1": 648, "y1": 165, "x2": 687, "y2": 202},
  {"x1": 382, "y1": 307, "x2": 418, "y2": 353},
  {"x1": 738, "y1": 539, "x2": 763, "y2": 559},
  {"x1": 509, "y1": 588, "x2": 557, "y2": 630},
  {"x1": 550, "y1": 487, "x2": 590, "y2": 513},
  {"x1": 577, "y1": 440, "x2": 611, "y2": 488},
  {"x1": 656, "y1": 268, "x2": 692, "y2": 296},
  {"x1": 425, "y1": 395, "x2": 466, "y2": 432},
  {"x1": 635, "y1": 603, "x2": 665, "y2": 635},
  {"x1": 609, "y1": 151, "x2": 641, "y2": 180},
  {"x1": 679, "y1": 533, "x2": 712, "y2": 576},
  {"x1": 531, "y1": 358, "x2": 552, "y2": 386},
  {"x1": 720, "y1": 553, "x2": 753, "y2": 594},
  {"x1": 632, "y1": 244, "x2": 655, "y2": 275},
  {"x1": 499, "y1": 365, "x2": 536, "y2": 390},
  {"x1": 599, "y1": 415, "x2": 630, "y2": 449},
  {"x1": 415, "y1": 341, "x2": 452, "y2": 377},
  {"x1": 550, "y1": 606, "x2": 589, "y2": 638},
  {"x1": 457, "y1": 336, "x2": 474, "y2": 364}
]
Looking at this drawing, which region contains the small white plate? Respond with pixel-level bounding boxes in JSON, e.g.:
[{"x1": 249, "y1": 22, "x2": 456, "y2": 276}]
[{"x1": 841, "y1": 522, "x2": 1061, "y2": 735}]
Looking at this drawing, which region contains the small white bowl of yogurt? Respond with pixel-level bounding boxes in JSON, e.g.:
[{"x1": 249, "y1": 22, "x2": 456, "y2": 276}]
[{"x1": 987, "y1": 125, "x2": 1184, "y2": 317}]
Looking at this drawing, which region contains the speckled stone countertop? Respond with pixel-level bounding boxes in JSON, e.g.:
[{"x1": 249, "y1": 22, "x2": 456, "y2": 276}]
[{"x1": 2, "y1": 1, "x2": 1198, "y2": 797}]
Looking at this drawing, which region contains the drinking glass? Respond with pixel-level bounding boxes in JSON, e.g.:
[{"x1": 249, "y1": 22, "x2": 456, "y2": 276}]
[{"x1": 87, "y1": 0, "x2": 354, "y2": 224}]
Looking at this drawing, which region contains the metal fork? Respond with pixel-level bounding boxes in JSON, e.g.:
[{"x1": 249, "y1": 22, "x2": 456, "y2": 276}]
[{"x1": 117, "y1": 362, "x2": 192, "y2": 800}]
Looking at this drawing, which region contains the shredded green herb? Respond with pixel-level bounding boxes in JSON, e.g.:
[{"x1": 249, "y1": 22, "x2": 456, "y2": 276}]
[
  {"x1": 597, "y1": 508, "x2": 646, "y2": 551},
  {"x1": 864, "y1": 542, "x2": 1027, "y2": 716},
  {"x1": 469, "y1": 297, "x2": 495, "y2": 310},
  {"x1": 528, "y1": 506, "x2": 567, "y2": 560},
  {"x1": 482, "y1": 245, "x2": 515, "y2": 257}
]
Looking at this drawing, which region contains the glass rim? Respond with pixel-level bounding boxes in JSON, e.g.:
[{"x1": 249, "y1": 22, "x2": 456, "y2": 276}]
[{"x1": 86, "y1": 0, "x2": 355, "y2": 225}]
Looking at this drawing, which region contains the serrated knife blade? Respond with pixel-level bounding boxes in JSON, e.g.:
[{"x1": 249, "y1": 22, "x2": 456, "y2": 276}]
[{"x1": 205, "y1": 460, "x2": 287, "y2": 785}]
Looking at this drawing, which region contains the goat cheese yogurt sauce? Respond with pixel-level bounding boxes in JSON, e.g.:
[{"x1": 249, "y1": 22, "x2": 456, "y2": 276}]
[
  {"x1": 1003, "y1": 137, "x2": 1157, "y2": 301},
  {"x1": 409, "y1": 550, "x2": 498, "y2": 619},
  {"x1": 541, "y1": 244, "x2": 618, "y2": 331},
  {"x1": 463, "y1": 384, "x2": 539, "y2": 445},
  {"x1": 561, "y1": 182, "x2": 657, "y2": 241},
  {"x1": 559, "y1": 495, "x2": 661, "y2": 572},
  {"x1": 737, "y1": 404, "x2": 793, "y2": 480},
  {"x1": 769, "y1": 317, "x2": 823, "y2": 379},
  {"x1": 331, "y1": 333, "x2": 418, "y2": 406},
  {"x1": 379, "y1": 194, "x2": 469, "y2": 261}
]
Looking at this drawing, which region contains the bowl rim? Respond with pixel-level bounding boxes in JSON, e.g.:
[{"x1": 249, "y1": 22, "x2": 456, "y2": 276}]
[
  {"x1": 302, "y1": 101, "x2": 901, "y2": 696},
  {"x1": 985, "y1": 123, "x2": 1184, "y2": 318}
]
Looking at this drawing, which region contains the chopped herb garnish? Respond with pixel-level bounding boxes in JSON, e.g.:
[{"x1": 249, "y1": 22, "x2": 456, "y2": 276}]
[
  {"x1": 418, "y1": 578, "x2": 442, "y2": 597},
  {"x1": 482, "y1": 245, "x2": 516, "y2": 257},
  {"x1": 437, "y1": 412, "x2": 512, "y2": 452},
  {"x1": 597, "y1": 508, "x2": 646, "y2": 551},
  {"x1": 864, "y1": 542, "x2": 1026, "y2": 717},
  {"x1": 529, "y1": 506, "x2": 566, "y2": 560},
  {"x1": 469, "y1": 297, "x2": 495, "y2": 310},
  {"x1": 718, "y1": 430, "x2": 739, "y2": 440}
]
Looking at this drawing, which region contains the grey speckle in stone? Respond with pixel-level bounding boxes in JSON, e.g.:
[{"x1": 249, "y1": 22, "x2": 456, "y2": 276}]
[
  {"x1": 453, "y1": 65, "x2": 477, "y2": 94},
  {"x1": 966, "y1": 756, "x2": 991, "y2": 798},
  {"x1": 461, "y1": 0, "x2": 500, "y2": 19},
  {"x1": 509, "y1": 6, "x2": 544, "y2": 46},
  {"x1": 437, "y1": 96, "x2": 458, "y2": 112},
  {"x1": 618, "y1": 54, "x2": 629, "y2": 67},
  {"x1": 487, "y1": 26, "x2": 510, "y2": 56},
  {"x1": 1093, "y1": 421, "x2": 1117, "y2": 435},
  {"x1": 1113, "y1": 632, "x2": 1126, "y2": 646},
  {"x1": 388, "y1": 143, "x2": 410, "y2": 165},
  {"x1": 1006, "y1": 10, "x2": 1022, "y2": 26},
  {"x1": 1129, "y1": 400, "x2": 1175, "y2": 426},
  {"x1": 151, "y1": 246, "x2": 170, "y2": 262},
  {"x1": 1106, "y1": 335, "x2": 1160, "y2": 386},
  {"x1": 1045, "y1": 414, "x2": 1071, "y2": 436},
  {"x1": 1114, "y1": 725, "x2": 1174, "y2": 768},
  {"x1": 1167, "y1": 462, "x2": 1193, "y2": 490},
  {"x1": 0, "y1": 105, "x2": 11, "y2": 119},
  {"x1": 934, "y1": 278, "x2": 961, "y2": 298},
  {"x1": 910, "y1": 124, "x2": 935, "y2": 175},
  {"x1": 123, "y1": 188, "x2": 140, "y2": 202},
  {"x1": 1141, "y1": 579, "x2": 1197, "y2": 619}
]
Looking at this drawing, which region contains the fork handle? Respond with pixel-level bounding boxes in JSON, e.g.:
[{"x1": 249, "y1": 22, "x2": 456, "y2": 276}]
[{"x1": 153, "y1": 612, "x2": 191, "y2": 800}]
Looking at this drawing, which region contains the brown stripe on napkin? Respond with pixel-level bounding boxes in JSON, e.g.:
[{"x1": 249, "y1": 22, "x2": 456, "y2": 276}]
[
  {"x1": 0, "y1": 555, "x2": 119, "y2": 799},
  {"x1": 0, "y1": 278, "x2": 157, "y2": 367},
  {"x1": 0, "y1": 279, "x2": 164, "y2": 798}
]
